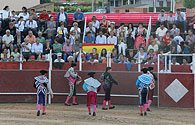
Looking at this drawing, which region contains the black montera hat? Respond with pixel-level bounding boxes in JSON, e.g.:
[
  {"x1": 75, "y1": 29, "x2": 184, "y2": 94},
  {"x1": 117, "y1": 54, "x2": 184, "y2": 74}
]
[
  {"x1": 88, "y1": 72, "x2": 96, "y2": 77},
  {"x1": 148, "y1": 67, "x2": 154, "y2": 71},
  {"x1": 40, "y1": 70, "x2": 48, "y2": 75},
  {"x1": 141, "y1": 68, "x2": 148, "y2": 73}
]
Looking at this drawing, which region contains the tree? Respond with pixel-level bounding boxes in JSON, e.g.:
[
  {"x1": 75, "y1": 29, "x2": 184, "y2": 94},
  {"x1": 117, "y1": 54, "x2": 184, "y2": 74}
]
[
  {"x1": 40, "y1": 0, "x2": 51, "y2": 4},
  {"x1": 183, "y1": 0, "x2": 195, "y2": 9}
]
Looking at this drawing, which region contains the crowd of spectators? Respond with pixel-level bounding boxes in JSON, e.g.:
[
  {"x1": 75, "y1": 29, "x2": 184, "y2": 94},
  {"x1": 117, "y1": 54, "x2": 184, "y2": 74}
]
[{"x1": 0, "y1": 5, "x2": 194, "y2": 70}]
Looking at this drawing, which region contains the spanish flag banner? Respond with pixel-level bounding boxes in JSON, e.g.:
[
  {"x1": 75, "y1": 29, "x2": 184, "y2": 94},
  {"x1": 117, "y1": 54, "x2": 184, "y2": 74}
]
[{"x1": 82, "y1": 43, "x2": 115, "y2": 54}]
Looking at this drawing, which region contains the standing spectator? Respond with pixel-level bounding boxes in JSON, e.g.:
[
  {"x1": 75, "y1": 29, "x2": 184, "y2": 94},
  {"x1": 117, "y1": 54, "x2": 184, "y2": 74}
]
[
  {"x1": 24, "y1": 16, "x2": 38, "y2": 36},
  {"x1": 39, "y1": 9, "x2": 49, "y2": 32},
  {"x1": 11, "y1": 48, "x2": 20, "y2": 61},
  {"x1": 54, "y1": 53, "x2": 65, "y2": 63},
  {"x1": 62, "y1": 39, "x2": 72, "y2": 61},
  {"x1": 21, "y1": 38, "x2": 31, "y2": 61},
  {"x1": 85, "y1": 22, "x2": 96, "y2": 37},
  {"x1": 118, "y1": 32, "x2": 127, "y2": 56},
  {"x1": 167, "y1": 11, "x2": 175, "y2": 30},
  {"x1": 26, "y1": 31, "x2": 36, "y2": 44},
  {"x1": 2, "y1": 29, "x2": 14, "y2": 52},
  {"x1": 31, "y1": 38, "x2": 43, "y2": 60},
  {"x1": 18, "y1": 7, "x2": 29, "y2": 21},
  {"x1": 46, "y1": 16, "x2": 56, "y2": 37},
  {"x1": 16, "y1": 16, "x2": 25, "y2": 33},
  {"x1": 92, "y1": 16, "x2": 100, "y2": 29},
  {"x1": 163, "y1": 31, "x2": 171, "y2": 46},
  {"x1": 69, "y1": 31, "x2": 78, "y2": 45},
  {"x1": 127, "y1": 23, "x2": 136, "y2": 49},
  {"x1": 98, "y1": 48, "x2": 107, "y2": 63},
  {"x1": 96, "y1": 31, "x2": 107, "y2": 44},
  {"x1": 135, "y1": 22, "x2": 147, "y2": 37},
  {"x1": 100, "y1": 16, "x2": 109, "y2": 29},
  {"x1": 1, "y1": 48, "x2": 10, "y2": 62},
  {"x1": 156, "y1": 23, "x2": 168, "y2": 39},
  {"x1": 175, "y1": 8, "x2": 187, "y2": 33},
  {"x1": 107, "y1": 31, "x2": 117, "y2": 47},
  {"x1": 185, "y1": 29, "x2": 195, "y2": 45},
  {"x1": 56, "y1": 7, "x2": 68, "y2": 27},
  {"x1": 108, "y1": 22, "x2": 117, "y2": 36},
  {"x1": 134, "y1": 47, "x2": 147, "y2": 64},
  {"x1": 170, "y1": 23, "x2": 180, "y2": 37},
  {"x1": 8, "y1": 22, "x2": 16, "y2": 36},
  {"x1": 156, "y1": 9, "x2": 167, "y2": 28},
  {"x1": 14, "y1": 30, "x2": 24, "y2": 48},
  {"x1": 147, "y1": 40, "x2": 158, "y2": 53},
  {"x1": 70, "y1": 22, "x2": 81, "y2": 38},
  {"x1": 84, "y1": 32, "x2": 95, "y2": 43},
  {"x1": 38, "y1": 32, "x2": 45, "y2": 44},
  {"x1": 72, "y1": 8, "x2": 84, "y2": 31}
]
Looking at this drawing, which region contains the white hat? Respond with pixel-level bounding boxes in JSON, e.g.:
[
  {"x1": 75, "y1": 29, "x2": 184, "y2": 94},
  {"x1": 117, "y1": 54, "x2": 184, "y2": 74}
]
[
  {"x1": 60, "y1": 6, "x2": 64, "y2": 10},
  {"x1": 57, "y1": 53, "x2": 62, "y2": 57},
  {"x1": 67, "y1": 56, "x2": 73, "y2": 61}
]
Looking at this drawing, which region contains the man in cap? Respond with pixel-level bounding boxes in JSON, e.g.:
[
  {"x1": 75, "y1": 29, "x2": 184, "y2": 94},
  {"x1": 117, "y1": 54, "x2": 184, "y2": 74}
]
[
  {"x1": 34, "y1": 70, "x2": 53, "y2": 116},
  {"x1": 136, "y1": 68, "x2": 152, "y2": 116},
  {"x1": 101, "y1": 67, "x2": 118, "y2": 110},
  {"x1": 83, "y1": 72, "x2": 101, "y2": 116},
  {"x1": 54, "y1": 53, "x2": 65, "y2": 63}
]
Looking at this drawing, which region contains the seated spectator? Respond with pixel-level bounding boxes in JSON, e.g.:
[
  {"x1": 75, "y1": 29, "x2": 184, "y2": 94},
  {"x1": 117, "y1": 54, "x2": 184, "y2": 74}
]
[
  {"x1": 43, "y1": 40, "x2": 50, "y2": 55},
  {"x1": 9, "y1": 55, "x2": 15, "y2": 62},
  {"x1": 147, "y1": 49, "x2": 157, "y2": 62},
  {"x1": 147, "y1": 40, "x2": 158, "y2": 53},
  {"x1": 46, "y1": 16, "x2": 56, "y2": 37},
  {"x1": 102, "y1": 56, "x2": 114, "y2": 64},
  {"x1": 31, "y1": 38, "x2": 43, "y2": 60},
  {"x1": 147, "y1": 34, "x2": 156, "y2": 45},
  {"x1": 38, "y1": 32, "x2": 45, "y2": 44},
  {"x1": 67, "y1": 56, "x2": 74, "y2": 63},
  {"x1": 135, "y1": 22, "x2": 147, "y2": 37},
  {"x1": 29, "y1": 55, "x2": 36, "y2": 62},
  {"x1": 90, "y1": 48, "x2": 98, "y2": 60},
  {"x1": 107, "y1": 31, "x2": 117, "y2": 47},
  {"x1": 30, "y1": 8, "x2": 38, "y2": 21},
  {"x1": 174, "y1": 32, "x2": 184, "y2": 45},
  {"x1": 163, "y1": 31, "x2": 171, "y2": 46},
  {"x1": 100, "y1": 16, "x2": 109, "y2": 29},
  {"x1": 39, "y1": 9, "x2": 49, "y2": 32},
  {"x1": 170, "y1": 23, "x2": 180, "y2": 37},
  {"x1": 80, "y1": 54, "x2": 87, "y2": 63},
  {"x1": 167, "y1": 11, "x2": 175, "y2": 29},
  {"x1": 156, "y1": 23, "x2": 168, "y2": 40},
  {"x1": 11, "y1": 10, "x2": 18, "y2": 22},
  {"x1": 18, "y1": 6, "x2": 29, "y2": 21},
  {"x1": 118, "y1": 54, "x2": 127, "y2": 64},
  {"x1": 72, "y1": 8, "x2": 84, "y2": 31},
  {"x1": 118, "y1": 32, "x2": 127, "y2": 56},
  {"x1": 182, "y1": 58, "x2": 188, "y2": 65},
  {"x1": 145, "y1": 57, "x2": 155, "y2": 65},
  {"x1": 54, "y1": 53, "x2": 65, "y2": 63},
  {"x1": 0, "y1": 24, "x2": 4, "y2": 37},
  {"x1": 56, "y1": 30, "x2": 65, "y2": 44},
  {"x1": 57, "y1": 23, "x2": 68, "y2": 40},
  {"x1": 188, "y1": 15, "x2": 195, "y2": 31},
  {"x1": 40, "y1": 55, "x2": 47, "y2": 62},
  {"x1": 92, "y1": 16, "x2": 100, "y2": 29},
  {"x1": 21, "y1": 38, "x2": 31, "y2": 61},
  {"x1": 0, "y1": 38, "x2": 3, "y2": 53},
  {"x1": 185, "y1": 29, "x2": 195, "y2": 45},
  {"x1": 171, "y1": 58, "x2": 180, "y2": 65},
  {"x1": 69, "y1": 31, "x2": 78, "y2": 45},
  {"x1": 62, "y1": 39, "x2": 72, "y2": 61},
  {"x1": 16, "y1": 16, "x2": 25, "y2": 33},
  {"x1": 85, "y1": 22, "x2": 96, "y2": 37},
  {"x1": 111, "y1": 48, "x2": 119, "y2": 63},
  {"x1": 24, "y1": 16, "x2": 38, "y2": 36},
  {"x1": 73, "y1": 39, "x2": 82, "y2": 61},
  {"x1": 126, "y1": 50, "x2": 134, "y2": 71},
  {"x1": 1, "y1": 48, "x2": 10, "y2": 62},
  {"x1": 98, "y1": 48, "x2": 107, "y2": 63},
  {"x1": 127, "y1": 23, "x2": 136, "y2": 49},
  {"x1": 84, "y1": 32, "x2": 95, "y2": 43},
  {"x1": 108, "y1": 22, "x2": 117, "y2": 36},
  {"x1": 117, "y1": 22, "x2": 127, "y2": 37},
  {"x1": 134, "y1": 47, "x2": 147, "y2": 64},
  {"x1": 8, "y1": 22, "x2": 16, "y2": 36},
  {"x1": 175, "y1": 8, "x2": 187, "y2": 33},
  {"x1": 45, "y1": 32, "x2": 54, "y2": 46},
  {"x1": 70, "y1": 22, "x2": 81, "y2": 38},
  {"x1": 135, "y1": 31, "x2": 146, "y2": 49},
  {"x1": 2, "y1": 29, "x2": 14, "y2": 52},
  {"x1": 56, "y1": 6, "x2": 68, "y2": 27},
  {"x1": 96, "y1": 31, "x2": 107, "y2": 44},
  {"x1": 25, "y1": 31, "x2": 36, "y2": 44},
  {"x1": 53, "y1": 38, "x2": 62, "y2": 54},
  {"x1": 14, "y1": 30, "x2": 24, "y2": 48},
  {"x1": 76, "y1": 47, "x2": 87, "y2": 62},
  {"x1": 11, "y1": 47, "x2": 20, "y2": 61},
  {"x1": 98, "y1": 23, "x2": 108, "y2": 36},
  {"x1": 183, "y1": 42, "x2": 191, "y2": 62},
  {"x1": 169, "y1": 35, "x2": 182, "y2": 54},
  {"x1": 87, "y1": 56, "x2": 99, "y2": 64},
  {"x1": 1, "y1": 6, "x2": 11, "y2": 29},
  {"x1": 156, "y1": 9, "x2": 167, "y2": 28}
]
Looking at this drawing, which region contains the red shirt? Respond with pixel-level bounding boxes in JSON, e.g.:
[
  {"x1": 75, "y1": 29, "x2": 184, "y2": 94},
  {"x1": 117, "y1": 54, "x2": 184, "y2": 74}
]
[
  {"x1": 39, "y1": 13, "x2": 49, "y2": 21},
  {"x1": 163, "y1": 36, "x2": 170, "y2": 45}
]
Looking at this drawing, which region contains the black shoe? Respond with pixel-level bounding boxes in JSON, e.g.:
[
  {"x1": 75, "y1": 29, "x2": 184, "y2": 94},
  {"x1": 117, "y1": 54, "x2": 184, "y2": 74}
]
[
  {"x1": 93, "y1": 112, "x2": 96, "y2": 116},
  {"x1": 140, "y1": 113, "x2": 143, "y2": 116},
  {"x1": 89, "y1": 113, "x2": 91, "y2": 115},
  {"x1": 42, "y1": 112, "x2": 46, "y2": 115},
  {"x1": 64, "y1": 103, "x2": 71, "y2": 106},
  {"x1": 102, "y1": 107, "x2": 108, "y2": 110},
  {"x1": 72, "y1": 103, "x2": 79, "y2": 105},
  {"x1": 147, "y1": 108, "x2": 150, "y2": 111},
  {"x1": 109, "y1": 106, "x2": 115, "y2": 109},
  {"x1": 144, "y1": 112, "x2": 147, "y2": 116},
  {"x1": 37, "y1": 111, "x2": 40, "y2": 116}
]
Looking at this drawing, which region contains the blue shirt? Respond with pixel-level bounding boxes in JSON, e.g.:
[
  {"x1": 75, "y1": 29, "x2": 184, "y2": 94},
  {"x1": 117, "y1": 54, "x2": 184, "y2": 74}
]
[
  {"x1": 175, "y1": 12, "x2": 186, "y2": 21},
  {"x1": 84, "y1": 36, "x2": 95, "y2": 43},
  {"x1": 73, "y1": 12, "x2": 84, "y2": 20}
]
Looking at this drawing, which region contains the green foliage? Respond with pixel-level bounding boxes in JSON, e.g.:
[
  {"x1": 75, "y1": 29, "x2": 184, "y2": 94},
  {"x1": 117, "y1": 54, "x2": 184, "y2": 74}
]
[
  {"x1": 54, "y1": 6, "x2": 92, "y2": 13},
  {"x1": 183, "y1": 0, "x2": 195, "y2": 9},
  {"x1": 40, "y1": 0, "x2": 51, "y2": 4}
]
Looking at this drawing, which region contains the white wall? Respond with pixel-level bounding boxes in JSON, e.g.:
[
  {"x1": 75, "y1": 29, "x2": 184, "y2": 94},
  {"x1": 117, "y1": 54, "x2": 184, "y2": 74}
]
[{"x1": 0, "y1": 0, "x2": 40, "y2": 11}]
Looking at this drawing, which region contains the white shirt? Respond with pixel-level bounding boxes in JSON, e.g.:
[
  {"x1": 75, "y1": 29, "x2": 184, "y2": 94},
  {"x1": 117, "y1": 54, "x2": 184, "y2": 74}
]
[
  {"x1": 31, "y1": 43, "x2": 43, "y2": 53},
  {"x1": 85, "y1": 27, "x2": 96, "y2": 37},
  {"x1": 156, "y1": 27, "x2": 168, "y2": 37},
  {"x1": 16, "y1": 20, "x2": 25, "y2": 31},
  {"x1": 175, "y1": 12, "x2": 186, "y2": 21},
  {"x1": 59, "y1": 12, "x2": 66, "y2": 22},
  {"x1": 57, "y1": 27, "x2": 68, "y2": 36},
  {"x1": 18, "y1": 12, "x2": 29, "y2": 21},
  {"x1": 107, "y1": 36, "x2": 117, "y2": 45},
  {"x1": 92, "y1": 20, "x2": 100, "y2": 29},
  {"x1": 21, "y1": 42, "x2": 31, "y2": 52},
  {"x1": 158, "y1": 14, "x2": 167, "y2": 22},
  {"x1": 70, "y1": 27, "x2": 81, "y2": 37},
  {"x1": 25, "y1": 20, "x2": 38, "y2": 29},
  {"x1": 2, "y1": 34, "x2": 14, "y2": 44},
  {"x1": 54, "y1": 58, "x2": 65, "y2": 63},
  {"x1": 174, "y1": 36, "x2": 184, "y2": 45},
  {"x1": 96, "y1": 35, "x2": 107, "y2": 44},
  {"x1": 76, "y1": 51, "x2": 86, "y2": 61},
  {"x1": 2, "y1": 10, "x2": 11, "y2": 19},
  {"x1": 167, "y1": 16, "x2": 175, "y2": 23}
]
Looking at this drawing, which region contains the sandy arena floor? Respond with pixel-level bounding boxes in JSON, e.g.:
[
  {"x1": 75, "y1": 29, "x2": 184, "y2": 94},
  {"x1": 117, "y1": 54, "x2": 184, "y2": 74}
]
[{"x1": 0, "y1": 103, "x2": 195, "y2": 125}]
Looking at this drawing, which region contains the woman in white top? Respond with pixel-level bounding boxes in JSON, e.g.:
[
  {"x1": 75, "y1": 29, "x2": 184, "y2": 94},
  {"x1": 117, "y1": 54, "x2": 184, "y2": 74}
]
[
  {"x1": 69, "y1": 31, "x2": 78, "y2": 46},
  {"x1": 92, "y1": 16, "x2": 100, "y2": 29},
  {"x1": 11, "y1": 48, "x2": 20, "y2": 61},
  {"x1": 16, "y1": 16, "x2": 25, "y2": 32},
  {"x1": 57, "y1": 23, "x2": 68, "y2": 38},
  {"x1": 18, "y1": 7, "x2": 29, "y2": 21},
  {"x1": 70, "y1": 22, "x2": 81, "y2": 38},
  {"x1": 134, "y1": 47, "x2": 147, "y2": 64},
  {"x1": 2, "y1": 6, "x2": 11, "y2": 20}
]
